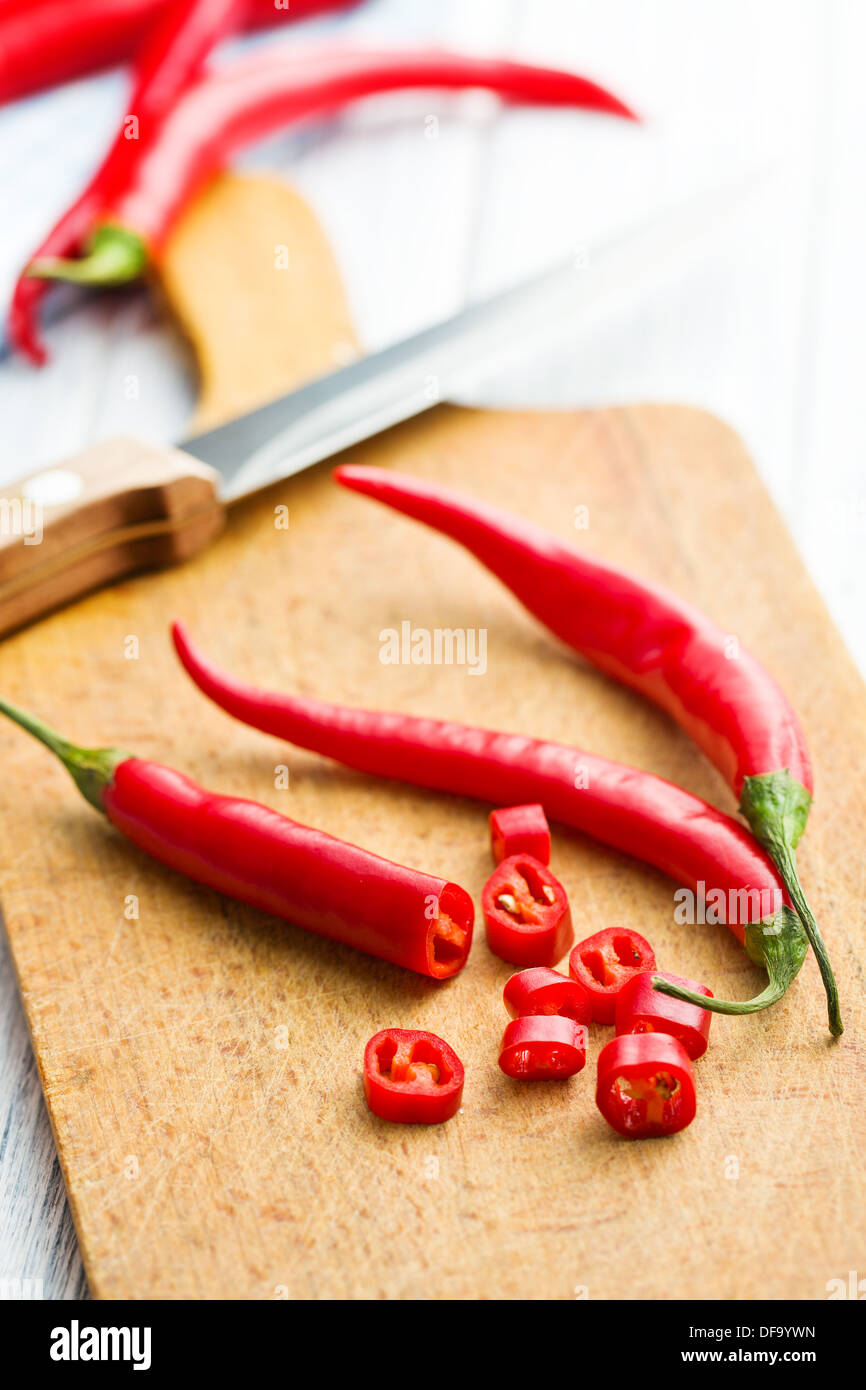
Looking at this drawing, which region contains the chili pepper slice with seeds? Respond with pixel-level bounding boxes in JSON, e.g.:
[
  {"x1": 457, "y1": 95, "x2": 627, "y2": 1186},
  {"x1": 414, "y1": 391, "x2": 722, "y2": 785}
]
[
  {"x1": 172, "y1": 622, "x2": 809, "y2": 1023},
  {"x1": 616, "y1": 970, "x2": 713, "y2": 1060},
  {"x1": 482, "y1": 854, "x2": 573, "y2": 966},
  {"x1": 568, "y1": 927, "x2": 656, "y2": 1024},
  {"x1": 23, "y1": 46, "x2": 635, "y2": 299},
  {"x1": 0, "y1": 697, "x2": 473, "y2": 979},
  {"x1": 334, "y1": 465, "x2": 842, "y2": 1037},
  {"x1": 596, "y1": 1033, "x2": 697, "y2": 1138},
  {"x1": 498, "y1": 1016, "x2": 587, "y2": 1081},
  {"x1": 502, "y1": 966, "x2": 591, "y2": 1024},
  {"x1": 363, "y1": 1029, "x2": 464, "y2": 1123},
  {"x1": 490, "y1": 802, "x2": 550, "y2": 865}
]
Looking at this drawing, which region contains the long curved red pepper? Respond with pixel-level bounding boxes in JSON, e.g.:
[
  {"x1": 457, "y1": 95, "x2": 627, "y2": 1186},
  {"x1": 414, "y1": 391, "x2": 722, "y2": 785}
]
[
  {"x1": 0, "y1": 696, "x2": 473, "y2": 980},
  {"x1": 171, "y1": 622, "x2": 809, "y2": 1021},
  {"x1": 0, "y1": 0, "x2": 360, "y2": 108},
  {"x1": 334, "y1": 465, "x2": 841, "y2": 1036},
  {"x1": 25, "y1": 45, "x2": 635, "y2": 296},
  {"x1": 8, "y1": 0, "x2": 244, "y2": 365}
]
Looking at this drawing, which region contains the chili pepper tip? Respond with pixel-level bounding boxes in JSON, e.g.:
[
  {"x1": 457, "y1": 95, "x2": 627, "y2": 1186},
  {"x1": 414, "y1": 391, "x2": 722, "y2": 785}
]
[
  {"x1": 6, "y1": 307, "x2": 48, "y2": 367},
  {"x1": 333, "y1": 464, "x2": 383, "y2": 489}
]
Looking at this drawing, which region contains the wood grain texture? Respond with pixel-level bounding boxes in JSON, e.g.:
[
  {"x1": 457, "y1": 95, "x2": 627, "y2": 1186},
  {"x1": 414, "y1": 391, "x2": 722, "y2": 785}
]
[
  {"x1": 0, "y1": 399, "x2": 863, "y2": 1300},
  {"x1": 159, "y1": 173, "x2": 359, "y2": 432},
  {"x1": 2, "y1": 169, "x2": 863, "y2": 1303}
]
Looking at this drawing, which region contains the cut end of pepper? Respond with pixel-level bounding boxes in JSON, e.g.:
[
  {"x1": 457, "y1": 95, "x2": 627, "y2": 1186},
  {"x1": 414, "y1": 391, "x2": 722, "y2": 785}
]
[
  {"x1": 26, "y1": 225, "x2": 148, "y2": 287},
  {"x1": 427, "y1": 882, "x2": 474, "y2": 978},
  {"x1": 651, "y1": 907, "x2": 809, "y2": 1019},
  {"x1": 740, "y1": 770, "x2": 843, "y2": 1036}
]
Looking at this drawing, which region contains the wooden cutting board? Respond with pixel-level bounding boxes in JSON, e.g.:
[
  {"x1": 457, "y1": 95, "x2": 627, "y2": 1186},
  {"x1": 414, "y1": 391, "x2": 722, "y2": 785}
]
[{"x1": 1, "y1": 174, "x2": 864, "y2": 1301}]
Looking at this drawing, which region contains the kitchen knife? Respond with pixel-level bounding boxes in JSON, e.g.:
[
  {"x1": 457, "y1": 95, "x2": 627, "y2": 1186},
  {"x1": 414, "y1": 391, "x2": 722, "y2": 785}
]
[{"x1": 0, "y1": 176, "x2": 760, "y2": 638}]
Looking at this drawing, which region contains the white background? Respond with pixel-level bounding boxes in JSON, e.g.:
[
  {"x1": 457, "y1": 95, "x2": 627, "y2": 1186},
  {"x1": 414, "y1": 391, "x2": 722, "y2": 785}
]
[{"x1": 0, "y1": 0, "x2": 863, "y2": 1298}]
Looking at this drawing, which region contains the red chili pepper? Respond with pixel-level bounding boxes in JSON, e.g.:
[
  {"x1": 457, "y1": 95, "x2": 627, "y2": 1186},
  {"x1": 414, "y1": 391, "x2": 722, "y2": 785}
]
[
  {"x1": 596, "y1": 1033, "x2": 697, "y2": 1139},
  {"x1": 502, "y1": 966, "x2": 591, "y2": 1024},
  {"x1": 171, "y1": 622, "x2": 809, "y2": 1022},
  {"x1": 498, "y1": 1015, "x2": 587, "y2": 1081},
  {"x1": 616, "y1": 970, "x2": 713, "y2": 1060},
  {"x1": 24, "y1": 46, "x2": 635, "y2": 297},
  {"x1": 363, "y1": 1028, "x2": 464, "y2": 1124},
  {"x1": 482, "y1": 854, "x2": 572, "y2": 967},
  {"x1": 0, "y1": 696, "x2": 473, "y2": 979},
  {"x1": 334, "y1": 465, "x2": 841, "y2": 1037},
  {"x1": 0, "y1": 0, "x2": 360, "y2": 107},
  {"x1": 490, "y1": 802, "x2": 550, "y2": 865},
  {"x1": 568, "y1": 928, "x2": 656, "y2": 1024},
  {"x1": 8, "y1": 0, "x2": 244, "y2": 365}
]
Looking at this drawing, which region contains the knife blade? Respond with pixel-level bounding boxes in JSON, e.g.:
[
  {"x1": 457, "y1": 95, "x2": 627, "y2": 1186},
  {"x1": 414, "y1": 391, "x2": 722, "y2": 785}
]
[
  {"x1": 181, "y1": 171, "x2": 762, "y2": 501},
  {"x1": 0, "y1": 171, "x2": 764, "y2": 637}
]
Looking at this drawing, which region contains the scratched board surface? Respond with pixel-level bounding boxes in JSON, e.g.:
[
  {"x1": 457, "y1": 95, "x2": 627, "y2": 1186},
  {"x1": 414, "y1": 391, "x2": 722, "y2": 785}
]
[{"x1": 0, "y1": 178, "x2": 863, "y2": 1300}]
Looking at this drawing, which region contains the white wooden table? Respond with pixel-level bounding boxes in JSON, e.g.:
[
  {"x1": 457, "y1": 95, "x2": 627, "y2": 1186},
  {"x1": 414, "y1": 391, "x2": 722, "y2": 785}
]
[{"x1": 0, "y1": 0, "x2": 863, "y2": 1299}]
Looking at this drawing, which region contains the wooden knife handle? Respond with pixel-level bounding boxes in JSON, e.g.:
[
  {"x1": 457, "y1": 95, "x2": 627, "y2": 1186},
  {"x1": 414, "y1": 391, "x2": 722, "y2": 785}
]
[{"x1": 0, "y1": 438, "x2": 225, "y2": 639}]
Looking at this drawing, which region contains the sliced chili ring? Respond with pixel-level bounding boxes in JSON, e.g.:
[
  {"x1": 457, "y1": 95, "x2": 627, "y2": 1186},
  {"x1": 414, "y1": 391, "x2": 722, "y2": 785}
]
[
  {"x1": 426, "y1": 881, "x2": 474, "y2": 979},
  {"x1": 502, "y1": 966, "x2": 591, "y2": 1024},
  {"x1": 568, "y1": 927, "x2": 656, "y2": 1023},
  {"x1": 489, "y1": 803, "x2": 551, "y2": 865},
  {"x1": 616, "y1": 969, "x2": 714, "y2": 1059},
  {"x1": 363, "y1": 1028, "x2": 464, "y2": 1124},
  {"x1": 482, "y1": 853, "x2": 573, "y2": 967},
  {"x1": 498, "y1": 1015, "x2": 588, "y2": 1080},
  {"x1": 596, "y1": 1033, "x2": 696, "y2": 1138}
]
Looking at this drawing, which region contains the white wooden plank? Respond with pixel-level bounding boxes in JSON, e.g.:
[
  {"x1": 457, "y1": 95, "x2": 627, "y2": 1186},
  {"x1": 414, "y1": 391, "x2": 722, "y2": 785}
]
[
  {"x1": 0, "y1": 923, "x2": 87, "y2": 1300},
  {"x1": 792, "y1": 0, "x2": 866, "y2": 672}
]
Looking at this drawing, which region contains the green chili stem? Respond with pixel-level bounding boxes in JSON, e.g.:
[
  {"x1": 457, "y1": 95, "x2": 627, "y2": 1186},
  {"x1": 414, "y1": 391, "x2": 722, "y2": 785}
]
[
  {"x1": 740, "y1": 770, "x2": 842, "y2": 1037},
  {"x1": 0, "y1": 695, "x2": 126, "y2": 811},
  {"x1": 652, "y1": 908, "x2": 808, "y2": 1018},
  {"x1": 26, "y1": 225, "x2": 148, "y2": 287},
  {"x1": 769, "y1": 845, "x2": 842, "y2": 1036}
]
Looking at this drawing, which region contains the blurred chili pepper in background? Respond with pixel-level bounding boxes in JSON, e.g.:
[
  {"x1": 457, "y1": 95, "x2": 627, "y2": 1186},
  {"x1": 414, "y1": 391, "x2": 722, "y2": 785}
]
[
  {"x1": 22, "y1": 44, "x2": 635, "y2": 311},
  {"x1": 0, "y1": 0, "x2": 361, "y2": 108},
  {"x1": 8, "y1": 0, "x2": 244, "y2": 364}
]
